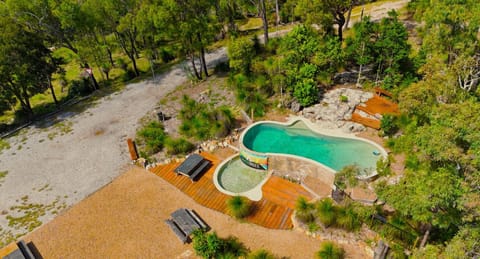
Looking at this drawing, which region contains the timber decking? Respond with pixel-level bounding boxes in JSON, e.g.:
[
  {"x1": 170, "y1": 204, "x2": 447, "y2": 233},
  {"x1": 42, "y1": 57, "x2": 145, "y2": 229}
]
[
  {"x1": 351, "y1": 95, "x2": 400, "y2": 129},
  {"x1": 362, "y1": 95, "x2": 399, "y2": 116},
  {"x1": 150, "y1": 152, "x2": 313, "y2": 229},
  {"x1": 351, "y1": 112, "x2": 381, "y2": 129}
]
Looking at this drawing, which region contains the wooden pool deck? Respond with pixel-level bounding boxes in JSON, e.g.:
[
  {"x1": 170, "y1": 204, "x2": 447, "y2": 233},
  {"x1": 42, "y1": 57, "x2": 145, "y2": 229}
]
[
  {"x1": 352, "y1": 95, "x2": 400, "y2": 129},
  {"x1": 149, "y1": 152, "x2": 313, "y2": 229}
]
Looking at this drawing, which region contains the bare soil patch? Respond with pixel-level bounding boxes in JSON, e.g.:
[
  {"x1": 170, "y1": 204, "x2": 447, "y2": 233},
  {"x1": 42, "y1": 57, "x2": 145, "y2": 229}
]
[{"x1": 24, "y1": 167, "x2": 371, "y2": 258}]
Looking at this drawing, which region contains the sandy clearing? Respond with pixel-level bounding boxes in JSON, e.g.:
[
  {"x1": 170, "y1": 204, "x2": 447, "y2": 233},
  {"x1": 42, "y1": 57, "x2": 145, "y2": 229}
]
[{"x1": 25, "y1": 167, "x2": 370, "y2": 258}]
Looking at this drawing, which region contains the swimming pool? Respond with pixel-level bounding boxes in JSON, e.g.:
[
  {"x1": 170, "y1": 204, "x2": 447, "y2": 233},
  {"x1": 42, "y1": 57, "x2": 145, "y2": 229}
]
[
  {"x1": 241, "y1": 120, "x2": 385, "y2": 172},
  {"x1": 213, "y1": 155, "x2": 268, "y2": 201}
]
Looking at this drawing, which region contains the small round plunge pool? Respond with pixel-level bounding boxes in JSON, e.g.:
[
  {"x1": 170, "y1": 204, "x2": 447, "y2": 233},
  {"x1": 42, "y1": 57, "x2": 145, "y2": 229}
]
[{"x1": 213, "y1": 155, "x2": 268, "y2": 201}]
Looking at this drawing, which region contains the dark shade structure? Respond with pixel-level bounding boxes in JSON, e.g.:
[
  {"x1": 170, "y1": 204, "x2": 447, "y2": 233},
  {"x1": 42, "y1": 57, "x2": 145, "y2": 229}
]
[
  {"x1": 165, "y1": 208, "x2": 209, "y2": 243},
  {"x1": 174, "y1": 154, "x2": 211, "y2": 182},
  {"x1": 3, "y1": 240, "x2": 40, "y2": 259}
]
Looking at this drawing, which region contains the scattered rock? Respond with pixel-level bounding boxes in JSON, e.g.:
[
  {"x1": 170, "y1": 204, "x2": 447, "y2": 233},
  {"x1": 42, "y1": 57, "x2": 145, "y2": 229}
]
[
  {"x1": 343, "y1": 122, "x2": 366, "y2": 133},
  {"x1": 333, "y1": 66, "x2": 374, "y2": 85},
  {"x1": 137, "y1": 158, "x2": 147, "y2": 168},
  {"x1": 334, "y1": 71, "x2": 358, "y2": 85},
  {"x1": 289, "y1": 100, "x2": 302, "y2": 113},
  {"x1": 196, "y1": 90, "x2": 211, "y2": 104}
]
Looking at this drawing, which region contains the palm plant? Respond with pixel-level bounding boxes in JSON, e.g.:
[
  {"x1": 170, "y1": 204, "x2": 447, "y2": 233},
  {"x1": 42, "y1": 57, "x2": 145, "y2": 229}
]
[
  {"x1": 295, "y1": 196, "x2": 315, "y2": 223},
  {"x1": 316, "y1": 241, "x2": 345, "y2": 259},
  {"x1": 223, "y1": 236, "x2": 249, "y2": 257},
  {"x1": 248, "y1": 249, "x2": 276, "y2": 259},
  {"x1": 316, "y1": 198, "x2": 336, "y2": 227},
  {"x1": 335, "y1": 204, "x2": 361, "y2": 232},
  {"x1": 192, "y1": 230, "x2": 223, "y2": 259},
  {"x1": 226, "y1": 196, "x2": 252, "y2": 219}
]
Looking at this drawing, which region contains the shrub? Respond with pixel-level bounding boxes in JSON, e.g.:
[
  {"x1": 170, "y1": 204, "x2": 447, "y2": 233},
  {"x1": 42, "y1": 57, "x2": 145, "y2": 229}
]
[
  {"x1": 292, "y1": 64, "x2": 320, "y2": 107},
  {"x1": 223, "y1": 236, "x2": 249, "y2": 257},
  {"x1": 335, "y1": 204, "x2": 362, "y2": 232},
  {"x1": 226, "y1": 196, "x2": 252, "y2": 219},
  {"x1": 316, "y1": 241, "x2": 345, "y2": 259},
  {"x1": 192, "y1": 230, "x2": 249, "y2": 258},
  {"x1": 179, "y1": 96, "x2": 235, "y2": 140},
  {"x1": 136, "y1": 121, "x2": 167, "y2": 154},
  {"x1": 296, "y1": 196, "x2": 314, "y2": 213},
  {"x1": 376, "y1": 156, "x2": 392, "y2": 177},
  {"x1": 116, "y1": 58, "x2": 128, "y2": 72},
  {"x1": 228, "y1": 37, "x2": 255, "y2": 74},
  {"x1": 380, "y1": 114, "x2": 398, "y2": 136},
  {"x1": 350, "y1": 202, "x2": 377, "y2": 223},
  {"x1": 316, "y1": 198, "x2": 336, "y2": 227},
  {"x1": 116, "y1": 58, "x2": 137, "y2": 81},
  {"x1": 192, "y1": 230, "x2": 224, "y2": 259},
  {"x1": 264, "y1": 37, "x2": 281, "y2": 55},
  {"x1": 308, "y1": 222, "x2": 320, "y2": 232},
  {"x1": 229, "y1": 74, "x2": 268, "y2": 117},
  {"x1": 164, "y1": 137, "x2": 195, "y2": 155},
  {"x1": 159, "y1": 47, "x2": 175, "y2": 63},
  {"x1": 212, "y1": 107, "x2": 235, "y2": 138},
  {"x1": 293, "y1": 79, "x2": 318, "y2": 107},
  {"x1": 334, "y1": 165, "x2": 360, "y2": 190},
  {"x1": 238, "y1": 89, "x2": 268, "y2": 117},
  {"x1": 248, "y1": 249, "x2": 276, "y2": 259},
  {"x1": 340, "y1": 95, "x2": 348, "y2": 102},
  {"x1": 295, "y1": 196, "x2": 315, "y2": 223},
  {"x1": 122, "y1": 69, "x2": 137, "y2": 81},
  {"x1": 214, "y1": 61, "x2": 230, "y2": 73},
  {"x1": 297, "y1": 210, "x2": 316, "y2": 223},
  {"x1": 0, "y1": 96, "x2": 13, "y2": 115},
  {"x1": 67, "y1": 79, "x2": 93, "y2": 98}
]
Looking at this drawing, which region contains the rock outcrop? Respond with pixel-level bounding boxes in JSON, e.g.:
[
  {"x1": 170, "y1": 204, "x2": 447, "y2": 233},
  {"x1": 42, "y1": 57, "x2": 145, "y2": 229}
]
[{"x1": 302, "y1": 88, "x2": 373, "y2": 132}]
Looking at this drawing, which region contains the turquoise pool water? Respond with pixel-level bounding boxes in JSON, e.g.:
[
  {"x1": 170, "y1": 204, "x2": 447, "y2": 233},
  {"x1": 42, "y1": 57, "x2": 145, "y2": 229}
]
[
  {"x1": 217, "y1": 157, "x2": 267, "y2": 193},
  {"x1": 242, "y1": 121, "x2": 381, "y2": 172}
]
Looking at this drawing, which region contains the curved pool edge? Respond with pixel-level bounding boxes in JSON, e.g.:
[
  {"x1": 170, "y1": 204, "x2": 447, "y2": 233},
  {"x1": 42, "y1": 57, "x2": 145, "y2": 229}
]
[
  {"x1": 239, "y1": 116, "x2": 388, "y2": 174},
  {"x1": 213, "y1": 154, "x2": 270, "y2": 201}
]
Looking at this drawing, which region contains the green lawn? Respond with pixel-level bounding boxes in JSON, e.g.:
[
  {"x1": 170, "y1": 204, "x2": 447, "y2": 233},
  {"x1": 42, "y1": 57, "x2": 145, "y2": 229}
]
[
  {"x1": 239, "y1": 18, "x2": 263, "y2": 31},
  {"x1": 349, "y1": 0, "x2": 409, "y2": 22},
  {"x1": 0, "y1": 47, "x2": 159, "y2": 125}
]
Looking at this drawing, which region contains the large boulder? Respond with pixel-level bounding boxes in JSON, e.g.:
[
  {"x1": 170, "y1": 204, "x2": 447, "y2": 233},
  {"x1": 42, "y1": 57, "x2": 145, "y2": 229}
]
[{"x1": 302, "y1": 88, "x2": 373, "y2": 131}]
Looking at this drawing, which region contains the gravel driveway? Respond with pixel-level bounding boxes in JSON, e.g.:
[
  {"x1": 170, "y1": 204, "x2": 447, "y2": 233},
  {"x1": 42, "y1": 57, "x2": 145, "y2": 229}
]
[{"x1": 0, "y1": 48, "x2": 227, "y2": 243}]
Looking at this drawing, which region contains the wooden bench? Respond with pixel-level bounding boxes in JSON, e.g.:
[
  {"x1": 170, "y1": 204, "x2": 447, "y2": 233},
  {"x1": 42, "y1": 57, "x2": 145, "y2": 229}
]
[
  {"x1": 186, "y1": 209, "x2": 209, "y2": 230},
  {"x1": 188, "y1": 160, "x2": 211, "y2": 181},
  {"x1": 165, "y1": 209, "x2": 210, "y2": 244},
  {"x1": 174, "y1": 154, "x2": 211, "y2": 182},
  {"x1": 17, "y1": 240, "x2": 35, "y2": 259},
  {"x1": 3, "y1": 240, "x2": 37, "y2": 259},
  {"x1": 165, "y1": 219, "x2": 189, "y2": 243},
  {"x1": 127, "y1": 138, "x2": 138, "y2": 161}
]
